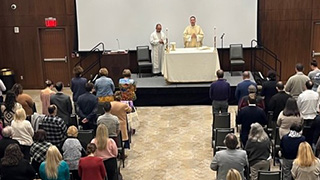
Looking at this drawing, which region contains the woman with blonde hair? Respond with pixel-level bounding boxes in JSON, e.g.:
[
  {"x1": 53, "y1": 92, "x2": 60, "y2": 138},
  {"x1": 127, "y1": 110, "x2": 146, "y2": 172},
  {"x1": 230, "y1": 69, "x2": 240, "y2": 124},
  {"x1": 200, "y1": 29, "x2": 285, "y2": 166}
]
[
  {"x1": 292, "y1": 142, "x2": 320, "y2": 180},
  {"x1": 39, "y1": 145, "x2": 70, "y2": 180},
  {"x1": 62, "y1": 126, "x2": 84, "y2": 180},
  {"x1": 91, "y1": 124, "x2": 118, "y2": 180},
  {"x1": 245, "y1": 123, "x2": 271, "y2": 180},
  {"x1": 226, "y1": 168, "x2": 242, "y2": 180},
  {"x1": 11, "y1": 108, "x2": 34, "y2": 161}
]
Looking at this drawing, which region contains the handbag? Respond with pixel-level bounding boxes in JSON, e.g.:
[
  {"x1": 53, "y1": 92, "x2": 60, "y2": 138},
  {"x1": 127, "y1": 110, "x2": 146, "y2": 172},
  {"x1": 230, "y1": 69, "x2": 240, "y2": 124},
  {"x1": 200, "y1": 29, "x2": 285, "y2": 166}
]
[{"x1": 127, "y1": 107, "x2": 139, "y2": 129}]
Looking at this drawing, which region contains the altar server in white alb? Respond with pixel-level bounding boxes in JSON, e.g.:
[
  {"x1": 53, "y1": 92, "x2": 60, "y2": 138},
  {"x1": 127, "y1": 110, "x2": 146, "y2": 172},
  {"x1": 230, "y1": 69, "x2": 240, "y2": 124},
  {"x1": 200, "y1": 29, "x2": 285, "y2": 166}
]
[
  {"x1": 183, "y1": 16, "x2": 204, "y2": 48},
  {"x1": 150, "y1": 23, "x2": 166, "y2": 75}
]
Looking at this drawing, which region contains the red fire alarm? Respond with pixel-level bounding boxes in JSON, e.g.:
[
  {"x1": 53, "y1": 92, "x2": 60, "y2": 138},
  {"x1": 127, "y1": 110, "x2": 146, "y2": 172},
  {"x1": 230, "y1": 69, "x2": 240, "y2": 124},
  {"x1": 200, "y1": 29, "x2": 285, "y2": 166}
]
[{"x1": 45, "y1": 17, "x2": 57, "y2": 27}]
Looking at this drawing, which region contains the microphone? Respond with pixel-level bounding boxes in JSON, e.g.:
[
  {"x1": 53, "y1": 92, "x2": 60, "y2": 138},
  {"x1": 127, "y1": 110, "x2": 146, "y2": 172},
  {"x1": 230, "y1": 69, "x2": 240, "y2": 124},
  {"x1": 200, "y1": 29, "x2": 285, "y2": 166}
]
[
  {"x1": 116, "y1": 39, "x2": 120, "y2": 50},
  {"x1": 220, "y1": 33, "x2": 225, "y2": 39}
]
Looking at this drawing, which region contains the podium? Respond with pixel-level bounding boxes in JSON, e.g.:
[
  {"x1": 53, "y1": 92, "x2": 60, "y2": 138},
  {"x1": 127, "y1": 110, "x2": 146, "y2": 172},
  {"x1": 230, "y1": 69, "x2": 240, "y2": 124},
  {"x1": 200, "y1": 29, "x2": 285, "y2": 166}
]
[{"x1": 101, "y1": 51, "x2": 130, "y2": 87}]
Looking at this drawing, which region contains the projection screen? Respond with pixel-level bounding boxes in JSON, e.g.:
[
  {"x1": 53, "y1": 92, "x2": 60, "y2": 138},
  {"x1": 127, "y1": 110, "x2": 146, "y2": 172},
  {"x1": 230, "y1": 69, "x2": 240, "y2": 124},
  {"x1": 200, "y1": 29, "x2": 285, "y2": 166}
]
[{"x1": 75, "y1": 0, "x2": 258, "y2": 51}]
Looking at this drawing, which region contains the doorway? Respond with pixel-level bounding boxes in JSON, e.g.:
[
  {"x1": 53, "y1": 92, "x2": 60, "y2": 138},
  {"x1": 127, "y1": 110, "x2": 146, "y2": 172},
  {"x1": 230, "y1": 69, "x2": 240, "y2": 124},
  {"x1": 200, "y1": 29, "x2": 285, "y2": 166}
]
[{"x1": 39, "y1": 28, "x2": 70, "y2": 87}]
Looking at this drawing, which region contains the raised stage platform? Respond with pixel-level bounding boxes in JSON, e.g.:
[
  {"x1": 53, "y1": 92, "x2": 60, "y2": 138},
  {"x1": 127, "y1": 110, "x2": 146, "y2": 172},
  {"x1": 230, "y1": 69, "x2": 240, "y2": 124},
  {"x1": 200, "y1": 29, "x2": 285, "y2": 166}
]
[{"x1": 132, "y1": 71, "x2": 256, "y2": 106}]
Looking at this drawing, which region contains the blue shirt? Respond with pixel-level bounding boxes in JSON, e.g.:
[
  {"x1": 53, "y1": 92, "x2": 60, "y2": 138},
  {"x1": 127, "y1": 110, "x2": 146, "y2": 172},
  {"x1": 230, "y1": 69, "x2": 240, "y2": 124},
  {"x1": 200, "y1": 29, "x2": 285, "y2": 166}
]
[
  {"x1": 71, "y1": 77, "x2": 87, "y2": 102},
  {"x1": 94, "y1": 76, "x2": 115, "y2": 97},
  {"x1": 39, "y1": 160, "x2": 70, "y2": 180},
  {"x1": 235, "y1": 79, "x2": 257, "y2": 102},
  {"x1": 209, "y1": 79, "x2": 230, "y2": 101}
]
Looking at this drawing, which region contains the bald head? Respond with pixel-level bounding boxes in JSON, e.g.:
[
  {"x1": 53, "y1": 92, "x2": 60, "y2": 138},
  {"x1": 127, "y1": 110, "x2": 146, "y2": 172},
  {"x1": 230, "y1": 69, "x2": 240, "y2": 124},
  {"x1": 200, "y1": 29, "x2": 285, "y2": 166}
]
[
  {"x1": 2, "y1": 126, "x2": 13, "y2": 138},
  {"x1": 276, "y1": 81, "x2": 284, "y2": 91},
  {"x1": 216, "y1": 69, "x2": 224, "y2": 79},
  {"x1": 242, "y1": 71, "x2": 250, "y2": 79}
]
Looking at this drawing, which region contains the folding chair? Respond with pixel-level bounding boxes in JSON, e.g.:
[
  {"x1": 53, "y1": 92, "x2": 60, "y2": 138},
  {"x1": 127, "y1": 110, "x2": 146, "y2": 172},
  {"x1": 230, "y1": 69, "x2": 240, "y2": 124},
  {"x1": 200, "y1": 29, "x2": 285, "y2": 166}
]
[
  {"x1": 257, "y1": 170, "x2": 281, "y2": 180},
  {"x1": 213, "y1": 128, "x2": 234, "y2": 155},
  {"x1": 78, "y1": 129, "x2": 94, "y2": 145},
  {"x1": 212, "y1": 113, "x2": 230, "y2": 147},
  {"x1": 272, "y1": 127, "x2": 281, "y2": 166}
]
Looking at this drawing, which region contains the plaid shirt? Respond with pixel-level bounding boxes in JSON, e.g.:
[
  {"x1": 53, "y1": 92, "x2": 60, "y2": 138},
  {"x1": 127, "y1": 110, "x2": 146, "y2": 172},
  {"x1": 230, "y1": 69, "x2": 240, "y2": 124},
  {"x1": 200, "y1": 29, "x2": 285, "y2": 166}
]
[
  {"x1": 30, "y1": 141, "x2": 52, "y2": 163},
  {"x1": 40, "y1": 115, "x2": 67, "y2": 147}
]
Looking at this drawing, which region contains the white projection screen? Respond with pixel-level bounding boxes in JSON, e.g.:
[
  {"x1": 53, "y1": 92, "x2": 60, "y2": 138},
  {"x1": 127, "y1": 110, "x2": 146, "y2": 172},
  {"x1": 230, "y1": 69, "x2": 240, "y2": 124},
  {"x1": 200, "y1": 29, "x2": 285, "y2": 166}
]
[{"x1": 76, "y1": 0, "x2": 258, "y2": 51}]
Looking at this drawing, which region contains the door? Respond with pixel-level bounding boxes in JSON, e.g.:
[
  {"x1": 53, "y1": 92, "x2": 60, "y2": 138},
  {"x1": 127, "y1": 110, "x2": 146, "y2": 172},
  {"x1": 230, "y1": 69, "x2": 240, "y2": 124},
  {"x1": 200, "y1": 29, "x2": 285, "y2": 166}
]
[
  {"x1": 39, "y1": 28, "x2": 70, "y2": 87},
  {"x1": 312, "y1": 22, "x2": 320, "y2": 61}
]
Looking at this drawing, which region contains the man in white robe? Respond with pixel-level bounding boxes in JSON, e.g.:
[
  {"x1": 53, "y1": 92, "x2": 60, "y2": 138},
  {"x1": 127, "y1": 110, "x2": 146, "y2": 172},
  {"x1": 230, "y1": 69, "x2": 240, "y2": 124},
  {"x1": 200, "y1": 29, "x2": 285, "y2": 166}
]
[
  {"x1": 183, "y1": 16, "x2": 204, "y2": 48},
  {"x1": 150, "y1": 23, "x2": 166, "y2": 75}
]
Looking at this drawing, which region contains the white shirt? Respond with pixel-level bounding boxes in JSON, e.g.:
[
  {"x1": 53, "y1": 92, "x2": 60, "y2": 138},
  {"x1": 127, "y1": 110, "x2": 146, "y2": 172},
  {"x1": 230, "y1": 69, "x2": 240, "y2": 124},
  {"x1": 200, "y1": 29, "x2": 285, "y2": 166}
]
[
  {"x1": 0, "y1": 79, "x2": 6, "y2": 96},
  {"x1": 297, "y1": 89, "x2": 319, "y2": 120}
]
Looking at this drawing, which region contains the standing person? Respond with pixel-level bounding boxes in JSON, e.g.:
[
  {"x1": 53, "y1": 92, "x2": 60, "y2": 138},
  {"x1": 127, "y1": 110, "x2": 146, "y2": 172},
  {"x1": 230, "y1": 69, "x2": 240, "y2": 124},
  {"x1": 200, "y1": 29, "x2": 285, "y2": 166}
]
[
  {"x1": 97, "y1": 102, "x2": 119, "y2": 137},
  {"x1": 150, "y1": 24, "x2": 166, "y2": 75},
  {"x1": 40, "y1": 105, "x2": 67, "y2": 148},
  {"x1": 0, "y1": 144, "x2": 35, "y2": 180},
  {"x1": 280, "y1": 124, "x2": 305, "y2": 180},
  {"x1": 77, "y1": 83, "x2": 98, "y2": 130},
  {"x1": 112, "y1": 92, "x2": 132, "y2": 147},
  {"x1": 11, "y1": 83, "x2": 35, "y2": 116},
  {"x1": 0, "y1": 126, "x2": 19, "y2": 159},
  {"x1": 183, "y1": 16, "x2": 204, "y2": 48},
  {"x1": 235, "y1": 71, "x2": 257, "y2": 104},
  {"x1": 1, "y1": 90, "x2": 22, "y2": 126},
  {"x1": 62, "y1": 126, "x2": 84, "y2": 180},
  {"x1": 39, "y1": 145, "x2": 70, "y2": 180},
  {"x1": 297, "y1": 80, "x2": 319, "y2": 124},
  {"x1": 308, "y1": 60, "x2": 320, "y2": 91},
  {"x1": 209, "y1": 69, "x2": 230, "y2": 114},
  {"x1": 277, "y1": 98, "x2": 303, "y2": 139},
  {"x1": 119, "y1": 69, "x2": 136, "y2": 106},
  {"x1": 78, "y1": 143, "x2": 106, "y2": 180},
  {"x1": 245, "y1": 123, "x2": 271, "y2": 180},
  {"x1": 0, "y1": 78, "x2": 6, "y2": 103},
  {"x1": 291, "y1": 142, "x2": 320, "y2": 180},
  {"x1": 269, "y1": 81, "x2": 291, "y2": 122},
  {"x1": 71, "y1": 65, "x2": 87, "y2": 112},
  {"x1": 30, "y1": 129, "x2": 52, "y2": 174},
  {"x1": 40, "y1": 80, "x2": 55, "y2": 115},
  {"x1": 11, "y1": 108, "x2": 34, "y2": 161},
  {"x1": 210, "y1": 133, "x2": 248, "y2": 180},
  {"x1": 50, "y1": 82, "x2": 72, "y2": 125},
  {"x1": 91, "y1": 124, "x2": 118, "y2": 180},
  {"x1": 285, "y1": 63, "x2": 310, "y2": 100},
  {"x1": 236, "y1": 95, "x2": 267, "y2": 147},
  {"x1": 94, "y1": 68, "x2": 115, "y2": 103},
  {"x1": 260, "y1": 70, "x2": 277, "y2": 112}
]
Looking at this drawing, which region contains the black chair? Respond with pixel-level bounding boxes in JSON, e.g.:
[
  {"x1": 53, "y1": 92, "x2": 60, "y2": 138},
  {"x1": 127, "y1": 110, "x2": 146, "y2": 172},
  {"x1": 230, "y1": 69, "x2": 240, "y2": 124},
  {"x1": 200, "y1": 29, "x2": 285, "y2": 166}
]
[
  {"x1": 212, "y1": 113, "x2": 230, "y2": 147},
  {"x1": 229, "y1": 44, "x2": 245, "y2": 76},
  {"x1": 213, "y1": 128, "x2": 234, "y2": 155},
  {"x1": 111, "y1": 131, "x2": 125, "y2": 168},
  {"x1": 97, "y1": 102, "x2": 105, "y2": 116},
  {"x1": 257, "y1": 170, "x2": 281, "y2": 180},
  {"x1": 69, "y1": 114, "x2": 78, "y2": 128},
  {"x1": 78, "y1": 129, "x2": 94, "y2": 145},
  {"x1": 137, "y1": 46, "x2": 152, "y2": 77},
  {"x1": 272, "y1": 127, "x2": 281, "y2": 166}
]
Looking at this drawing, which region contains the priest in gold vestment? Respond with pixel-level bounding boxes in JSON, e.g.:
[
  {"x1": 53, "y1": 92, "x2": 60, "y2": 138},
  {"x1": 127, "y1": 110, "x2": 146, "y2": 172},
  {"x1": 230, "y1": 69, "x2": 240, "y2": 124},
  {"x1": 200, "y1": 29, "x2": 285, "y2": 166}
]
[{"x1": 183, "y1": 16, "x2": 204, "y2": 48}]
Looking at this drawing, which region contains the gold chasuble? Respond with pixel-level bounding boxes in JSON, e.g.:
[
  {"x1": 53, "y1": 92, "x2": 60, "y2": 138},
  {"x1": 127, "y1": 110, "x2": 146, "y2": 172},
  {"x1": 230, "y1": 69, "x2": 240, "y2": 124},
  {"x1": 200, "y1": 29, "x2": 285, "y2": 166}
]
[{"x1": 183, "y1": 25, "x2": 204, "y2": 48}]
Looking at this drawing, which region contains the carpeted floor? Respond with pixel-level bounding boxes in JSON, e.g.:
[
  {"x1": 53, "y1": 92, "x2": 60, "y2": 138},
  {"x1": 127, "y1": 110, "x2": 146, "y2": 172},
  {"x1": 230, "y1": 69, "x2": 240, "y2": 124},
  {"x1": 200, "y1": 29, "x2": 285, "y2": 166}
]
[{"x1": 121, "y1": 106, "x2": 233, "y2": 180}]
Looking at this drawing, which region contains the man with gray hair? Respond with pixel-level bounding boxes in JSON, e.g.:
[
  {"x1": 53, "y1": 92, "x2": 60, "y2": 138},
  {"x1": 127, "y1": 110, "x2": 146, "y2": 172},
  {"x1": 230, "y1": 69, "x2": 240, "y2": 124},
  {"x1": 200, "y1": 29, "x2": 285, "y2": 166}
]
[
  {"x1": 210, "y1": 133, "x2": 249, "y2": 180},
  {"x1": 238, "y1": 85, "x2": 265, "y2": 110},
  {"x1": 0, "y1": 126, "x2": 19, "y2": 159}
]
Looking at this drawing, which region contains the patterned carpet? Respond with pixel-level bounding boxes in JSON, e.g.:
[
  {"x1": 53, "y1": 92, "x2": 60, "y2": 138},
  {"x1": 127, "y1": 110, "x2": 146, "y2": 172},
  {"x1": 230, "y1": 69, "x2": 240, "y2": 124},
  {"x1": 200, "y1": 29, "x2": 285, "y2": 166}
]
[{"x1": 121, "y1": 106, "x2": 217, "y2": 180}]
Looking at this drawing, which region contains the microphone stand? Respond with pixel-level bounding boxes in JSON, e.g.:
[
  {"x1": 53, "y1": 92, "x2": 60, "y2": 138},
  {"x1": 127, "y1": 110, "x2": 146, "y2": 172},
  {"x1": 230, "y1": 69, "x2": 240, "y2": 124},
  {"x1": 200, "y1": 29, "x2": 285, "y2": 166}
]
[{"x1": 220, "y1": 33, "x2": 225, "y2": 65}]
